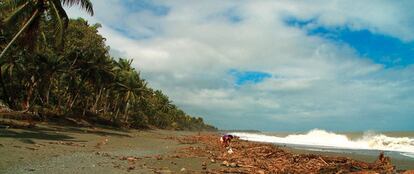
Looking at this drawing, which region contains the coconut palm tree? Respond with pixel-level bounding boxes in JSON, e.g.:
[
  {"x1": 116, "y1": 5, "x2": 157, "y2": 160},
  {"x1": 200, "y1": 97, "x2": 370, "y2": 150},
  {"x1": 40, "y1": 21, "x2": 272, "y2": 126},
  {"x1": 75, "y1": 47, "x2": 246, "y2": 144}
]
[{"x1": 0, "y1": 0, "x2": 94, "y2": 59}]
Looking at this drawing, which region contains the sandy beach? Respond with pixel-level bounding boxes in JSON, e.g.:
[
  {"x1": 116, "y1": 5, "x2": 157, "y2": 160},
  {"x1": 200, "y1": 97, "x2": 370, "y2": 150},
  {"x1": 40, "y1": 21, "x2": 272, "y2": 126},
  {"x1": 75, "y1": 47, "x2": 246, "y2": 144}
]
[
  {"x1": 0, "y1": 122, "x2": 219, "y2": 173},
  {"x1": 1, "y1": 122, "x2": 413, "y2": 173}
]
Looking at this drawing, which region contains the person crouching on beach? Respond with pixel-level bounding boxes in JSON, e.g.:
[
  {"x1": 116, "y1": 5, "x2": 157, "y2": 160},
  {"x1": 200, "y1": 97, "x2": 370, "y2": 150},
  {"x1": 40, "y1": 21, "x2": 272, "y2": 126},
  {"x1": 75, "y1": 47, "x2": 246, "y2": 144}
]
[{"x1": 220, "y1": 134, "x2": 234, "y2": 148}]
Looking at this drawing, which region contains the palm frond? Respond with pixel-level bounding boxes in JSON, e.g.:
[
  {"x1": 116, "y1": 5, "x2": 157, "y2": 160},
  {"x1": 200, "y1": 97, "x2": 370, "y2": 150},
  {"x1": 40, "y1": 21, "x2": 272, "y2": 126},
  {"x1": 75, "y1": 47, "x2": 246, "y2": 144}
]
[
  {"x1": 40, "y1": 31, "x2": 48, "y2": 46},
  {"x1": 61, "y1": 0, "x2": 94, "y2": 16},
  {"x1": 0, "y1": 0, "x2": 27, "y2": 12},
  {"x1": 50, "y1": 0, "x2": 69, "y2": 47},
  {"x1": 51, "y1": 0, "x2": 69, "y2": 28},
  {"x1": 3, "y1": 1, "x2": 32, "y2": 24}
]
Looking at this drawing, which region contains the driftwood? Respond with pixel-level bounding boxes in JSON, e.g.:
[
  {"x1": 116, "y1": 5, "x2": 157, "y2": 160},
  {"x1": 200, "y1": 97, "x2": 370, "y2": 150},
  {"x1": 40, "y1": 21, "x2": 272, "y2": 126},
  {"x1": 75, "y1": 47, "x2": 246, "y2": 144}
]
[{"x1": 173, "y1": 134, "x2": 400, "y2": 174}]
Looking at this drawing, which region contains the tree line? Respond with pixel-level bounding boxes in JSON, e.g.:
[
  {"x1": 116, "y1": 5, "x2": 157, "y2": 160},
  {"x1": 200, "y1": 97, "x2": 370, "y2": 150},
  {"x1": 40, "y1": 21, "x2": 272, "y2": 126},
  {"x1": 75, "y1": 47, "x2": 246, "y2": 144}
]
[{"x1": 0, "y1": 0, "x2": 216, "y2": 131}]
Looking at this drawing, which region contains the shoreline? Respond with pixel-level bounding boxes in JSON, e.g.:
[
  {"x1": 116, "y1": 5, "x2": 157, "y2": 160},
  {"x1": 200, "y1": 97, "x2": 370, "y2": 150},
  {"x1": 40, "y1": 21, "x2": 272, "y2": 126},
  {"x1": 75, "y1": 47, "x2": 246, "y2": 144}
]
[{"x1": 1, "y1": 122, "x2": 413, "y2": 173}]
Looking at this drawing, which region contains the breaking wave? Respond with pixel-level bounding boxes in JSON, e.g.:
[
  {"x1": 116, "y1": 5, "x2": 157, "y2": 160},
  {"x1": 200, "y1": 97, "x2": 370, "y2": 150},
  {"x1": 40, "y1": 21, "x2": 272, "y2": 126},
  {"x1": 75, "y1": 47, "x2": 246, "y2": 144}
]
[{"x1": 231, "y1": 129, "x2": 414, "y2": 158}]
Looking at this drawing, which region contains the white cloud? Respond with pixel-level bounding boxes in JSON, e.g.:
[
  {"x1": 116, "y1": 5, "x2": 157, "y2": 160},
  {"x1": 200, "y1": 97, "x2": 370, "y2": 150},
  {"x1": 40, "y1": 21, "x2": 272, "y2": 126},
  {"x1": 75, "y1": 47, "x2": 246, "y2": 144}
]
[{"x1": 66, "y1": 0, "x2": 414, "y2": 131}]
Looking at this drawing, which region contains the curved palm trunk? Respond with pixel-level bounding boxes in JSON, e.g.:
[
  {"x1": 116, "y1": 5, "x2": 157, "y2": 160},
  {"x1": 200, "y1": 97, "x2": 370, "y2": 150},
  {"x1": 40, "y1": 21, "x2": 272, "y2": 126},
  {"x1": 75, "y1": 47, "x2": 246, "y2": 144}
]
[{"x1": 0, "y1": 10, "x2": 39, "y2": 60}]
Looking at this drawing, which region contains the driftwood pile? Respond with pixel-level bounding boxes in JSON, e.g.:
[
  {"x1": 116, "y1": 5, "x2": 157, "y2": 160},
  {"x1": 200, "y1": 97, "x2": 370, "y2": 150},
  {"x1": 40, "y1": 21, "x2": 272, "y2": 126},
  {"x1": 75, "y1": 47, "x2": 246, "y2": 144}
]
[{"x1": 174, "y1": 134, "x2": 402, "y2": 173}]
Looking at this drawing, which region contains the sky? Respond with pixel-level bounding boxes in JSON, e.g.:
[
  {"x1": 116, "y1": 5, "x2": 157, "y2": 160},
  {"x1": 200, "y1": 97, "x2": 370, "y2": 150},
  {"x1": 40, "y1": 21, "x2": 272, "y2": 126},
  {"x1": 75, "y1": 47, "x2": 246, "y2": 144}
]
[{"x1": 66, "y1": 0, "x2": 414, "y2": 131}]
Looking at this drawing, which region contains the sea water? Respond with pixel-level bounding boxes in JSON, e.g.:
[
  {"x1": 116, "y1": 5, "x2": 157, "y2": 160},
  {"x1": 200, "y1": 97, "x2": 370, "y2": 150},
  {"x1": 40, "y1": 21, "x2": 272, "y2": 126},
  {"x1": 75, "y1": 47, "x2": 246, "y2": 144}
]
[{"x1": 230, "y1": 129, "x2": 414, "y2": 169}]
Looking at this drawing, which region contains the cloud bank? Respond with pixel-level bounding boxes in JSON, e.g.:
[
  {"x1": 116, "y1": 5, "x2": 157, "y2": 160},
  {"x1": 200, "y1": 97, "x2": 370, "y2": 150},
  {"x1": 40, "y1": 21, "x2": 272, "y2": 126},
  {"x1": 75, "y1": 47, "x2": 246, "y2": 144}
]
[{"x1": 66, "y1": 0, "x2": 414, "y2": 131}]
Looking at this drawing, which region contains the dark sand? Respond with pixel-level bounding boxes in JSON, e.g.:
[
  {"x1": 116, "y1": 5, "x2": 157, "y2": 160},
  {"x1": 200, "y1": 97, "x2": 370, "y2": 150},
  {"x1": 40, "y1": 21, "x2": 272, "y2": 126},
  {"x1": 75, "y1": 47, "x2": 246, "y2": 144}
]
[
  {"x1": 0, "y1": 122, "x2": 218, "y2": 173},
  {"x1": 1, "y1": 122, "x2": 413, "y2": 173}
]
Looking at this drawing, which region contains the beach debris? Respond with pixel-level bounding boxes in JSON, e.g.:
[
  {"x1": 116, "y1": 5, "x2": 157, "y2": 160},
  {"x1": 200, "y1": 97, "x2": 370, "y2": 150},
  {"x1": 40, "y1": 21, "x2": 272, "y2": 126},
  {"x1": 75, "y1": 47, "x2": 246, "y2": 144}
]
[
  {"x1": 180, "y1": 168, "x2": 186, "y2": 172},
  {"x1": 118, "y1": 155, "x2": 140, "y2": 166},
  {"x1": 34, "y1": 143, "x2": 44, "y2": 147},
  {"x1": 174, "y1": 134, "x2": 402, "y2": 173},
  {"x1": 96, "y1": 162, "x2": 104, "y2": 167},
  {"x1": 127, "y1": 157, "x2": 138, "y2": 165},
  {"x1": 177, "y1": 137, "x2": 198, "y2": 144},
  {"x1": 127, "y1": 157, "x2": 137, "y2": 161},
  {"x1": 222, "y1": 161, "x2": 230, "y2": 167},
  {"x1": 202, "y1": 161, "x2": 207, "y2": 170},
  {"x1": 25, "y1": 147, "x2": 38, "y2": 151},
  {"x1": 113, "y1": 164, "x2": 121, "y2": 169},
  {"x1": 48, "y1": 141, "x2": 86, "y2": 147},
  {"x1": 127, "y1": 166, "x2": 135, "y2": 171},
  {"x1": 94, "y1": 138, "x2": 109, "y2": 148},
  {"x1": 257, "y1": 170, "x2": 265, "y2": 174},
  {"x1": 227, "y1": 148, "x2": 233, "y2": 154},
  {"x1": 26, "y1": 168, "x2": 35, "y2": 172},
  {"x1": 155, "y1": 155, "x2": 163, "y2": 160},
  {"x1": 102, "y1": 153, "x2": 111, "y2": 157},
  {"x1": 153, "y1": 168, "x2": 173, "y2": 174}
]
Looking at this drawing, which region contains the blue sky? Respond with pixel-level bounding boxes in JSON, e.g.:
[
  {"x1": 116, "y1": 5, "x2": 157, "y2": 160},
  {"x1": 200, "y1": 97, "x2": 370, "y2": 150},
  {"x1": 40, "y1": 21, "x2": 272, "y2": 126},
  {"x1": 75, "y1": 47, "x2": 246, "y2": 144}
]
[
  {"x1": 120, "y1": 0, "x2": 170, "y2": 16},
  {"x1": 286, "y1": 18, "x2": 414, "y2": 68},
  {"x1": 67, "y1": 0, "x2": 414, "y2": 131},
  {"x1": 229, "y1": 69, "x2": 271, "y2": 86}
]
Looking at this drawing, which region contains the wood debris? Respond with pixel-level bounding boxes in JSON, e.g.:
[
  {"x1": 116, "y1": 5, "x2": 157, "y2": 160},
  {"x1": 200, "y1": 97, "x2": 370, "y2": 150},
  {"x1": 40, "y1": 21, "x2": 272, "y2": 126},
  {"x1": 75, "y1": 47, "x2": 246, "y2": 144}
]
[{"x1": 173, "y1": 134, "x2": 400, "y2": 173}]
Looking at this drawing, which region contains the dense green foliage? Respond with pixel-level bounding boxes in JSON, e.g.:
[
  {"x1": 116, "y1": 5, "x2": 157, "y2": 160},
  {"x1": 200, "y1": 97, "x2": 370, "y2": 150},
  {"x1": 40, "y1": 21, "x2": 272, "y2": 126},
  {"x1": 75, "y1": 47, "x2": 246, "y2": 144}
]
[{"x1": 0, "y1": 1, "x2": 216, "y2": 131}]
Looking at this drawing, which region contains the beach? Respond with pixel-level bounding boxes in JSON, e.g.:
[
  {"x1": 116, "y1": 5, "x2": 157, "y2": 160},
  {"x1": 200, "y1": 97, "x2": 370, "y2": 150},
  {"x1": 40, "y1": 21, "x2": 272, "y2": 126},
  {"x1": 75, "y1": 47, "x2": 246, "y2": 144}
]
[
  {"x1": 0, "y1": 122, "x2": 218, "y2": 173},
  {"x1": 1, "y1": 122, "x2": 413, "y2": 173}
]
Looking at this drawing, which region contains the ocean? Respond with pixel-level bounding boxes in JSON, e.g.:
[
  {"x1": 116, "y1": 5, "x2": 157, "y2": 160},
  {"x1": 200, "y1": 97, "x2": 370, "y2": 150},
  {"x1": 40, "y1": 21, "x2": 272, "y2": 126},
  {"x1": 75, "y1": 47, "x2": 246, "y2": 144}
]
[{"x1": 230, "y1": 129, "x2": 414, "y2": 170}]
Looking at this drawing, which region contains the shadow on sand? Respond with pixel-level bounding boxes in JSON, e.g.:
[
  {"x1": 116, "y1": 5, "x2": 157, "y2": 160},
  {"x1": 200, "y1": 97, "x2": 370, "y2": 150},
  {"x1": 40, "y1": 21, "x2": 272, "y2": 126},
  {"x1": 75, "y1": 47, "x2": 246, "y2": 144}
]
[
  {"x1": 0, "y1": 128, "x2": 80, "y2": 143},
  {"x1": 0, "y1": 117, "x2": 132, "y2": 142}
]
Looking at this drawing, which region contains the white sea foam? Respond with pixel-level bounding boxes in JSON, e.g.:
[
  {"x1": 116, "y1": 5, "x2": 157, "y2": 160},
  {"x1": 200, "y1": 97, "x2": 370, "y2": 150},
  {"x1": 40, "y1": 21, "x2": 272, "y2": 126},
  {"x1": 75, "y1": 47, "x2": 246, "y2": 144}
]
[
  {"x1": 230, "y1": 129, "x2": 414, "y2": 158},
  {"x1": 401, "y1": 153, "x2": 414, "y2": 158}
]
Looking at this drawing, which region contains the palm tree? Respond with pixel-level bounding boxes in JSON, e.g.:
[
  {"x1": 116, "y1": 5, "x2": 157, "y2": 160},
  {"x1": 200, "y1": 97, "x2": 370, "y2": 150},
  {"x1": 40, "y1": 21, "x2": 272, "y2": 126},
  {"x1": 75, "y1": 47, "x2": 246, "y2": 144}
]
[
  {"x1": 113, "y1": 58, "x2": 148, "y2": 124},
  {"x1": 0, "y1": 0, "x2": 94, "y2": 59}
]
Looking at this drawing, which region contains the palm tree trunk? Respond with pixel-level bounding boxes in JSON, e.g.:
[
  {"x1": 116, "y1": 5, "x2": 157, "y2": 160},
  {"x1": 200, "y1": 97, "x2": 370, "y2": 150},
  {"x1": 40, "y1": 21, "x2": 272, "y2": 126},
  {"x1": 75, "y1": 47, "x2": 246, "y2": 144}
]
[
  {"x1": 102, "y1": 90, "x2": 110, "y2": 115},
  {"x1": 92, "y1": 87, "x2": 103, "y2": 113},
  {"x1": 69, "y1": 92, "x2": 79, "y2": 110},
  {"x1": 0, "y1": 67, "x2": 13, "y2": 108},
  {"x1": 82, "y1": 99, "x2": 90, "y2": 117},
  {"x1": 124, "y1": 101, "x2": 129, "y2": 123},
  {"x1": 68, "y1": 76, "x2": 86, "y2": 110},
  {"x1": 23, "y1": 80, "x2": 37, "y2": 111},
  {"x1": 45, "y1": 81, "x2": 52, "y2": 105},
  {"x1": 0, "y1": 10, "x2": 39, "y2": 60},
  {"x1": 114, "y1": 107, "x2": 120, "y2": 121}
]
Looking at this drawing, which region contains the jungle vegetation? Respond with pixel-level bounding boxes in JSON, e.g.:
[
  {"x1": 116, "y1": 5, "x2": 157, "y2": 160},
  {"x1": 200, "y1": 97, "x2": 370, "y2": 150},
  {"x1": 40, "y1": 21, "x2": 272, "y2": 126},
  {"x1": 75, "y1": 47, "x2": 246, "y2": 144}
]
[{"x1": 0, "y1": 0, "x2": 216, "y2": 131}]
